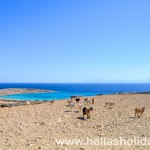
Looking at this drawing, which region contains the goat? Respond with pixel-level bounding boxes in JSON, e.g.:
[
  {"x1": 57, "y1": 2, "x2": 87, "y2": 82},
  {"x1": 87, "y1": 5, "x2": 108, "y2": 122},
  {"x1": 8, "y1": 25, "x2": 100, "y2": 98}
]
[
  {"x1": 84, "y1": 98, "x2": 88, "y2": 103},
  {"x1": 87, "y1": 100, "x2": 91, "y2": 105},
  {"x1": 50, "y1": 100, "x2": 54, "y2": 104},
  {"x1": 76, "y1": 98, "x2": 80, "y2": 103},
  {"x1": 108, "y1": 102, "x2": 115, "y2": 109},
  {"x1": 135, "y1": 107, "x2": 146, "y2": 118},
  {"x1": 78, "y1": 103, "x2": 83, "y2": 112},
  {"x1": 84, "y1": 98, "x2": 91, "y2": 105},
  {"x1": 70, "y1": 102, "x2": 75, "y2": 111},
  {"x1": 82, "y1": 107, "x2": 93, "y2": 119},
  {"x1": 26, "y1": 101, "x2": 30, "y2": 105},
  {"x1": 67, "y1": 100, "x2": 71, "y2": 106},
  {"x1": 92, "y1": 98, "x2": 95, "y2": 104},
  {"x1": 104, "y1": 102, "x2": 109, "y2": 107}
]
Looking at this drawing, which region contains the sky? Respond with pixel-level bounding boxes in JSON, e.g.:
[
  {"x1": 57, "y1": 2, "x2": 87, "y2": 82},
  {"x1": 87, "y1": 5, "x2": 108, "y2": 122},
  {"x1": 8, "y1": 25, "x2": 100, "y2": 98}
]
[{"x1": 0, "y1": 0, "x2": 150, "y2": 83}]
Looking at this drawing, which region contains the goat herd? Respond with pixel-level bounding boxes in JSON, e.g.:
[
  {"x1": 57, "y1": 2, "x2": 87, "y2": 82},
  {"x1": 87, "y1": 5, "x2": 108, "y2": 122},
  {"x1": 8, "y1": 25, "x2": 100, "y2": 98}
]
[{"x1": 66, "y1": 96, "x2": 146, "y2": 120}]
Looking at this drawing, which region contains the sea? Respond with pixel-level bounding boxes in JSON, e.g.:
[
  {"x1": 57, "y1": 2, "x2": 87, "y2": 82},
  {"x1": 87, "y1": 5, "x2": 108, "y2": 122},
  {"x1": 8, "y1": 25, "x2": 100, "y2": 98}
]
[{"x1": 0, "y1": 83, "x2": 150, "y2": 101}]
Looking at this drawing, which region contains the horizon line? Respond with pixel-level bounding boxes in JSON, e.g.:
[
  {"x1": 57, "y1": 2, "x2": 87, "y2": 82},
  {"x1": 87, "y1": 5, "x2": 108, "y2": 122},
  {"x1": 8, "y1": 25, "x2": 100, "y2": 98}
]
[{"x1": 1, "y1": 82, "x2": 150, "y2": 84}]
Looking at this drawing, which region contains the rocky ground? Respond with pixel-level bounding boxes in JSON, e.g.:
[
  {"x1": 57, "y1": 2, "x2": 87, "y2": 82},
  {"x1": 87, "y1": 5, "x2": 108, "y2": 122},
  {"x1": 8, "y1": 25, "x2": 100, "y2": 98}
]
[{"x1": 0, "y1": 94, "x2": 150, "y2": 150}]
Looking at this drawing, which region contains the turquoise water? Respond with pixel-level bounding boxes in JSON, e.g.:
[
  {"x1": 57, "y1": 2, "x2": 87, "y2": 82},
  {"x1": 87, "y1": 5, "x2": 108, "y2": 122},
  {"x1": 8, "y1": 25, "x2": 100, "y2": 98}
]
[
  {"x1": 1, "y1": 83, "x2": 150, "y2": 101},
  {"x1": 0, "y1": 91, "x2": 102, "y2": 101}
]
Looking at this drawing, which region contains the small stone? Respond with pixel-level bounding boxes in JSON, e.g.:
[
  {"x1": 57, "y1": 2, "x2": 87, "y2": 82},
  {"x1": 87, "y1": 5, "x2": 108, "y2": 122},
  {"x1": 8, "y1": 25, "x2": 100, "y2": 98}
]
[
  {"x1": 27, "y1": 143, "x2": 32, "y2": 146},
  {"x1": 37, "y1": 136, "x2": 42, "y2": 139},
  {"x1": 38, "y1": 146, "x2": 43, "y2": 149},
  {"x1": 40, "y1": 122, "x2": 45, "y2": 126}
]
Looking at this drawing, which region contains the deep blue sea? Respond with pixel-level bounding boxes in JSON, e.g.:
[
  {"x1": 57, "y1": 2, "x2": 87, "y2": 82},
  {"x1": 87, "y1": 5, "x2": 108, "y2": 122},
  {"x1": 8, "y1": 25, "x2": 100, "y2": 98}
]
[{"x1": 0, "y1": 83, "x2": 150, "y2": 101}]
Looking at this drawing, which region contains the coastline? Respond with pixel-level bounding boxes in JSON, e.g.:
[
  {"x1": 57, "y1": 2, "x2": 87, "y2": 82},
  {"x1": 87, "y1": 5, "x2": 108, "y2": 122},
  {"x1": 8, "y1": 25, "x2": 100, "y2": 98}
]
[
  {"x1": 0, "y1": 88, "x2": 150, "y2": 102},
  {"x1": 0, "y1": 88, "x2": 54, "y2": 96}
]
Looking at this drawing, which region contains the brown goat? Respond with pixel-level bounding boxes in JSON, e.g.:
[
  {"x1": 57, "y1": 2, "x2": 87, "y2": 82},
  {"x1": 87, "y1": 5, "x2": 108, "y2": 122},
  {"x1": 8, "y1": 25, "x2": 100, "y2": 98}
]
[
  {"x1": 104, "y1": 102, "x2": 109, "y2": 107},
  {"x1": 50, "y1": 100, "x2": 54, "y2": 104},
  {"x1": 84, "y1": 98, "x2": 88, "y2": 103},
  {"x1": 83, "y1": 107, "x2": 93, "y2": 119},
  {"x1": 67, "y1": 101, "x2": 71, "y2": 106},
  {"x1": 135, "y1": 107, "x2": 146, "y2": 118},
  {"x1": 92, "y1": 98, "x2": 95, "y2": 104},
  {"x1": 108, "y1": 102, "x2": 115, "y2": 109}
]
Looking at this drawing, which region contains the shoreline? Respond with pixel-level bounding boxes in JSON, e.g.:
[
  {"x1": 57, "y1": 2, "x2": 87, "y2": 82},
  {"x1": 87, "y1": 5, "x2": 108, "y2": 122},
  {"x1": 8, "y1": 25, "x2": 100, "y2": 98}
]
[
  {"x1": 0, "y1": 88, "x2": 54, "y2": 96},
  {"x1": 0, "y1": 88, "x2": 150, "y2": 102}
]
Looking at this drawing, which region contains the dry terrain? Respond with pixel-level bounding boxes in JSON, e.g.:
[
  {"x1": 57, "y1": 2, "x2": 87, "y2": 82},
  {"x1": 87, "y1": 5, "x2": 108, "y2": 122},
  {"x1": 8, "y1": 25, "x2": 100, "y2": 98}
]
[{"x1": 0, "y1": 93, "x2": 150, "y2": 150}]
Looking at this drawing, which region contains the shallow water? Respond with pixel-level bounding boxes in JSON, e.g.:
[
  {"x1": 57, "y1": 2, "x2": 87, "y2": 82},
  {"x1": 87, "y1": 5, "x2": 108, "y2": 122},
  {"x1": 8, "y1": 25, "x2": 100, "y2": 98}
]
[
  {"x1": 0, "y1": 91, "x2": 101, "y2": 101},
  {"x1": 0, "y1": 83, "x2": 150, "y2": 100}
]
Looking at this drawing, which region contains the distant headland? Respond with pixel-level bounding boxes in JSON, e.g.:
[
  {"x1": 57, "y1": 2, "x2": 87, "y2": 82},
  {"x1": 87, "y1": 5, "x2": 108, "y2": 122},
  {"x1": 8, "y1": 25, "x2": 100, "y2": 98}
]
[{"x1": 0, "y1": 88, "x2": 53, "y2": 96}]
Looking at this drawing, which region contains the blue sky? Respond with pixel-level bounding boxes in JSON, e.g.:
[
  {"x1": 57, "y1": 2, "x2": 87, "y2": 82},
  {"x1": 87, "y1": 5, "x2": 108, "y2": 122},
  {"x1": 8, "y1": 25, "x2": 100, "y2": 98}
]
[{"x1": 0, "y1": 0, "x2": 150, "y2": 83}]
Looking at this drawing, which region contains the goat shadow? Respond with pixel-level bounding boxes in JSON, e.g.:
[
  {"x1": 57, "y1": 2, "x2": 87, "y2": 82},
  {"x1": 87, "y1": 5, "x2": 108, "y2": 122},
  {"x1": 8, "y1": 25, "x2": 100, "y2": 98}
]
[
  {"x1": 64, "y1": 110, "x2": 71, "y2": 112},
  {"x1": 77, "y1": 116, "x2": 85, "y2": 120},
  {"x1": 65, "y1": 110, "x2": 80, "y2": 113},
  {"x1": 74, "y1": 111, "x2": 80, "y2": 113},
  {"x1": 129, "y1": 116, "x2": 137, "y2": 119}
]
